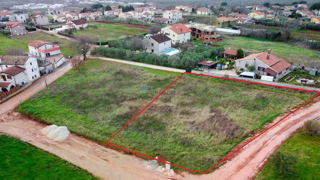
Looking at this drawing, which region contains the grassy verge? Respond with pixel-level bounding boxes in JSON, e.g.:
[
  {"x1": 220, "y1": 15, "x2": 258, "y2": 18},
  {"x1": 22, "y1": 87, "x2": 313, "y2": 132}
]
[
  {"x1": 216, "y1": 35, "x2": 320, "y2": 66},
  {"x1": 14, "y1": 32, "x2": 76, "y2": 57},
  {"x1": 74, "y1": 23, "x2": 148, "y2": 41},
  {"x1": 256, "y1": 130, "x2": 320, "y2": 180},
  {"x1": 17, "y1": 59, "x2": 316, "y2": 172},
  {"x1": 0, "y1": 135, "x2": 98, "y2": 180},
  {"x1": 0, "y1": 34, "x2": 28, "y2": 55}
]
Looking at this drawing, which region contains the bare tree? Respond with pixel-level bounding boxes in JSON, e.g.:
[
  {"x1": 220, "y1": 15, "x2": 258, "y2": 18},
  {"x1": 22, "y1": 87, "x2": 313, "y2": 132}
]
[
  {"x1": 70, "y1": 56, "x2": 84, "y2": 70},
  {"x1": 4, "y1": 47, "x2": 25, "y2": 55},
  {"x1": 72, "y1": 35, "x2": 96, "y2": 60},
  {"x1": 149, "y1": 25, "x2": 161, "y2": 34},
  {"x1": 127, "y1": 37, "x2": 143, "y2": 51}
]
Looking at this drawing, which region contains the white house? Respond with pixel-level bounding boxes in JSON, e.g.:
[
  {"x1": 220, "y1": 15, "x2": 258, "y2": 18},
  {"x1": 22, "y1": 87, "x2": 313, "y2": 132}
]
[
  {"x1": 31, "y1": 14, "x2": 49, "y2": 25},
  {"x1": 66, "y1": 20, "x2": 88, "y2": 30},
  {"x1": 161, "y1": 23, "x2": 192, "y2": 45},
  {"x1": 27, "y1": 40, "x2": 66, "y2": 68},
  {"x1": 143, "y1": 34, "x2": 172, "y2": 55},
  {"x1": 175, "y1": 5, "x2": 193, "y2": 13},
  {"x1": 0, "y1": 66, "x2": 28, "y2": 92},
  {"x1": 163, "y1": 9, "x2": 182, "y2": 24},
  {"x1": 0, "y1": 56, "x2": 40, "y2": 81},
  {"x1": 53, "y1": 14, "x2": 66, "y2": 22},
  {"x1": 296, "y1": 10, "x2": 314, "y2": 17},
  {"x1": 13, "y1": 13, "x2": 29, "y2": 23},
  {"x1": 235, "y1": 50, "x2": 291, "y2": 79},
  {"x1": 197, "y1": 8, "x2": 210, "y2": 15}
]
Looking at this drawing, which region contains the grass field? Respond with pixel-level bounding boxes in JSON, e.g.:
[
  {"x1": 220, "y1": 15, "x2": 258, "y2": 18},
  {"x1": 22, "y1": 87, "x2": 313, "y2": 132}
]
[
  {"x1": 0, "y1": 135, "x2": 98, "y2": 180},
  {"x1": 17, "y1": 59, "x2": 317, "y2": 172},
  {"x1": 73, "y1": 23, "x2": 148, "y2": 41},
  {"x1": 256, "y1": 130, "x2": 320, "y2": 180},
  {"x1": 14, "y1": 32, "x2": 76, "y2": 57},
  {"x1": 215, "y1": 35, "x2": 320, "y2": 67},
  {"x1": 0, "y1": 34, "x2": 28, "y2": 55}
]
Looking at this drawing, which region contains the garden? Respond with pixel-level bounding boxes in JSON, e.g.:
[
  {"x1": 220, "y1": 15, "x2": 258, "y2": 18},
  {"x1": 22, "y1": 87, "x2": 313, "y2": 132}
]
[
  {"x1": 0, "y1": 135, "x2": 98, "y2": 179},
  {"x1": 17, "y1": 59, "x2": 317, "y2": 172},
  {"x1": 279, "y1": 69, "x2": 320, "y2": 88}
]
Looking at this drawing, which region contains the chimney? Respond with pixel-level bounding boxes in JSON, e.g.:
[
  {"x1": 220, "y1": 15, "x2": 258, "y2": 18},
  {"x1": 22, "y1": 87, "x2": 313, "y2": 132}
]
[
  {"x1": 267, "y1": 49, "x2": 271, "y2": 60},
  {"x1": 267, "y1": 49, "x2": 271, "y2": 54}
]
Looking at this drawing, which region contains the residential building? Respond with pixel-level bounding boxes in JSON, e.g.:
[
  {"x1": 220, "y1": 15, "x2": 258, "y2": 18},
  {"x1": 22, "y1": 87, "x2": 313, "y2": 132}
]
[
  {"x1": 53, "y1": 14, "x2": 66, "y2": 22},
  {"x1": 175, "y1": 5, "x2": 193, "y2": 13},
  {"x1": 13, "y1": 13, "x2": 29, "y2": 23},
  {"x1": 119, "y1": 12, "x2": 134, "y2": 20},
  {"x1": 235, "y1": 50, "x2": 291, "y2": 79},
  {"x1": 5, "y1": 22, "x2": 27, "y2": 36},
  {"x1": 66, "y1": 20, "x2": 88, "y2": 30},
  {"x1": 143, "y1": 34, "x2": 172, "y2": 55},
  {"x1": 31, "y1": 14, "x2": 49, "y2": 25},
  {"x1": 163, "y1": 9, "x2": 182, "y2": 24},
  {"x1": 154, "y1": 17, "x2": 170, "y2": 24},
  {"x1": 48, "y1": 8, "x2": 63, "y2": 15},
  {"x1": 0, "y1": 66, "x2": 27, "y2": 92},
  {"x1": 248, "y1": 11, "x2": 265, "y2": 19},
  {"x1": 66, "y1": 13, "x2": 79, "y2": 21},
  {"x1": 0, "y1": 11, "x2": 13, "y2": 21},
  {"x1": 215, "y1": 17, "x2": 237, "y2": 27},
  {"x1": 91, "y1": 11, "x2": 102, "y2": 20},
  {"x1": 224, "y1": 49, "x2": 238, "y2": 60},
  {"x1": 186, "y1": 23, "x2": 221, "y2": 42},
  {"x1": 297, "y1": 10, "x2": 314, "y2": 17},
  {"x1": 197, "y1": 8, "x2": 210, "y2": 15},
  {"x1": 79, "y1": 13, "x2": 91, "y2": 21},
  {"x1": 282, "y1": 11, "x2": 292, "y2": 17},
  {"x1": 0, "y1": 56, "x2": 39, "y2": 81},
  {"x1": 27, "y1": 40, "x2": 66, "y2": 68},
  {"x1": 161, "y1": 23, "x2": 192, "y2": 45},
  {"x1": 311, "y1": 17, "x2": 320, "y2": 23}
]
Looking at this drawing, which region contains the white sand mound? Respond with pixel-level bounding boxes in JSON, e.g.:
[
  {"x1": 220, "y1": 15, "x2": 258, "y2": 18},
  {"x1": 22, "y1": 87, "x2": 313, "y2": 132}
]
[{"x1": 40, "y1": 125, "x2": 70, "y2": 141}]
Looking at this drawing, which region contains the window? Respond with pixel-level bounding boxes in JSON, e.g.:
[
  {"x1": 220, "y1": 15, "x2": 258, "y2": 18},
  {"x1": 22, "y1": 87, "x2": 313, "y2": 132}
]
[
  {"x1": 46, "y1": 53, "x2": 50, "y2": 57},
  {"x1": 6, "y1": 65, "x2": 8, "y2": 68},
  {"x1": 151, "y1": 49, "x2": 154, "y2": 53},
  {"x1": 1, "y1": 75, "x2": 7, "y2": 81},
  {"x1": 30, "y1": 62, "x2": 32, "y2": 65},
  {"x1": 165, "y1": 33, "x2": 170, "y2": 36},
  {"x1": 257, "y1": 66, "x2": 265, "y2": 71},
  {"x1": 32, "y1": 68, "x2": 33, "y2": 72},
  {"x1": 151, "y1": 43, "x2": 154, "y2": 46},
  {"x1": 7, "y1": 75, "x2": 12, "y2": 80},
  {"x1": 173, "y1": 34, "x2": 175, "y2": 37}
]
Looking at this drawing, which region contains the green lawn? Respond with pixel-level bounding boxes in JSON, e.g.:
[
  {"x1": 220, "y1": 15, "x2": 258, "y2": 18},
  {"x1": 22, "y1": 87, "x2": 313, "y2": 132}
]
[
  {"x1": 292, "y1": 29, "x2": 320, "y2": 41},
  {"x1": 256, "y1": 131, "x2": 320, "y2": 180},
  {"x1": 279, "y1": 69, "x2": 320, "y2": 88},
  {"x1": 73, "y1": 23, "x2": 148, "y2": 41},
  {"x1": 216, "y1": 35, "x2": 320, "y2": 67},
  {"x1": 0, "y1": 34, "x2": 28, "y2": 55},
  {"x1": 17, "y1": 59, "x2": 316, "y2": 172},
  {"x1": 0, "y1": 135, "x2": 98, "y2": 180},
  {"x1": 14, "y1": 32, "x2": 76, "y2": 57}
]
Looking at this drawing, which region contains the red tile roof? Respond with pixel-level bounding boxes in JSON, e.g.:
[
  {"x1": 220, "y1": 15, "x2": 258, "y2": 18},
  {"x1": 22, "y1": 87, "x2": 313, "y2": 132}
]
[
  {"x1": 224, "y1": 49, "x2": 237, "y2": 56},
  {"x1": 216, "y1": 17, "x2": 237, "y2": 22},
  {"x1": 0, "y1": 11, "x2": 13, "y2": 16},
  {"x1": 297, "y1": 10, "x2": 313, "y2": 15},
  {"x1": 197, "y1": 8, "x2": 210, "y2": 11},
  {"x1": 198, "y1": 60, "x2": 217, "y2": 66},
  {"x1": 6, "y1": 22, "x2": 22, "y2": 28},
  {"x1": 0, "y1": 83, "x2": 10, "y2": 87},
  {"x1": 27, "y1": 40, "x2": 51, "y2": 48},
  {"x1": 165, "y1": 9, "x2": 181, "y2": 13},
  {"x1": 1, "y1": 66, "x2": 25, "y2": 76},
  {"x1": 264, "y1": 68, "x2": 277, "y2": 75},
  {"x1": 169, "y1": 23, "x2": 192, "y2": 35},
  {"x1": 143, "y1": 12, "x2": 151, "y2": 15},
  {"x1": 236, "y1": 14, "x2": 248, "y2": 18},
  {"x1": 252, "y1": 11, "x2": 264, "y2": 15}
]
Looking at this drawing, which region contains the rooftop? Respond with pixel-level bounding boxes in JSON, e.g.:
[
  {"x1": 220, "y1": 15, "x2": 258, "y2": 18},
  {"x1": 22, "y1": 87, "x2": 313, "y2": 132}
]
[
  {"x1": 1, "y1": 65, "x2": 26, "y2": 76},
  {"x1": 0, "y1": 56, "x2": 29, "y2": 65},
  {"x1": 28, "y1": 40, "x2": 51, "y2": 48},
  {"x1": 168, "y1": 23, "x2": 192, "y2": 35},
  {"x1": 150, "y1": 34, "x2": 171, "y2": 43}
]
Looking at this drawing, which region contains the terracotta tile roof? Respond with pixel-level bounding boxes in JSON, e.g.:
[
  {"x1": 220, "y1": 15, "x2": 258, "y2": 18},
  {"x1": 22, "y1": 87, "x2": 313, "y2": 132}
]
[
  {"x1": 150, "y1": 34, "x2": 171, "y2": 43},
  {"x1": 197, "y1": 8, "x2": 210, "y2": 11},
  {"x1": 6, "y1": 22, "x2": 22, "y2": 28},
  {"x1": 154, "y1": 18, "x2": 169, "y2": 22},
  {"x1": 252, "y1": 11, "x2": 264, "y2": 15},
  {"x1": 45, "y1": 53, "x2": 64, "y2": 63},
  {"x1": 1, "y1": 65, "x2": 25, "y2": 76},
  {"x1": 67, "y1": 13, "x2": 78, "y2": 16},
  {"x1": 27, "y1": 40, "x2": 51, "y2": 48},
  {"x1": 135, "y1": 9, "x2": 144, "y2": 13},
  {"x1": 0, "y1": 56, "x2": 29, "y2": 65},
  {"x1": 236, "y1": 14, "x2": 248, "y2": 18},
  {"x1": 198, "y1": 60, "x2": 217, "y2": 66},
  {"x1": 216, "y1": 17, "x2": 237, "y2": 22},
  {"x1": 224, "y1": 49, "x2": 237, "y2": 56},
  {"x1": 237, "y1": 51, "x2": 291, "y2": 73},
  {"x1": 143, "y1": 12, "x2": 151, "y2": 15},
  {"x1": 165, "y1": 9, "x2": 181, "y2": 13},
  {"x1": 264, "y1": 68, "x2": 277, "y2": 75},
  {"x1": 297, "y1": 10, "x2": 313, "y2": 15},
  {"x1": 0, "y1": 11, "x2": 13, "y2": 16},
  {"x1": 71, "y1": 20, "x2": 87, "y2": 25},
  {"x1": 0, "y1": 82, "x2": 10, "y2": 87},
  {"x1": 169, "y1": 23, "x2": 192, "y2": 35},
  {"x1": 55, "y1": 14, "x2": 65, "y2": 18}
]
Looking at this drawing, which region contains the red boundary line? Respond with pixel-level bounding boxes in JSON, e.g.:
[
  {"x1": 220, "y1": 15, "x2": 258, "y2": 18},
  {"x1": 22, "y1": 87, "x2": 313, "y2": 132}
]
[{"x1": 106, "y1": 72, "x2": 320, "y2": 173}]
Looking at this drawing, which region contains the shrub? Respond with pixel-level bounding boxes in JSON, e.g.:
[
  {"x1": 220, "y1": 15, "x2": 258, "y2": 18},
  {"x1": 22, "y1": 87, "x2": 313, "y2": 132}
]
[
  {"x1": 270, "y1": 151, "x2": 298, "y2": 176},
  {"x1": 304, "y1": 120, "x2": 320, "y2": 136},
  {"x1": 247, "y1": 66, "x2": 256, "y2": 72}
]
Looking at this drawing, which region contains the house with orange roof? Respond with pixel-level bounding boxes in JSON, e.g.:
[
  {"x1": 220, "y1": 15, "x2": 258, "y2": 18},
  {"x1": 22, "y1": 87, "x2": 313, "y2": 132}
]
[
  {"x1": 175, "y1": 5, "x2": 193, "y2": 13},
  {"x1": 197, "y1": 8, "x2": 210, "y2": 15},
  {"x1": 66, "y1": 13, "x2": 79, "y2": 21},
  {"x1": 119, "y1": 12, "x2": 134, "y2": 21},
  {"x1": 5, "y1": 22, "x2": 27, "y2": 36},
  {"x1": 53, "y1": 14, "x2": 66, "y2": 22},
  {"x1": 235, "y1": 49, "x2": 291, "y2": 79},
  {"x1": 224, "y1": 49, "x2": 238, "y2": 60},
  {"x1": 27, "y1": 40, "x2": 66, "y2": 68},
  {"x1": 0, "y1": 66, "x2": 27, "y2": 92},
  {"x1": 215, "y1": 17, "x2": 237, "y2": 27},
  {"x1": 0, "y1": 11, "x2": 14, "y2": 21},
  {"x1": 163, "y1": 9, "x2": 182, "y2": 24},
  {"x1": 248, "y1": 11, "x2": 265, "y2": 19},
  {"x1": 161, "y1": 23, "x2": 192, "y2": 45},
  {"x1": 66, "y1": 20, "x2": 88, "y2": 30},
  {"x1": 297, "y1": 10, "x2": 314, "y2": 17},
  {"x1": 48, "y1": 8, "x2": 63, "y2": 15},
  {"x1": 311, "y1": 17, "x2": 320, "y2": 24}
]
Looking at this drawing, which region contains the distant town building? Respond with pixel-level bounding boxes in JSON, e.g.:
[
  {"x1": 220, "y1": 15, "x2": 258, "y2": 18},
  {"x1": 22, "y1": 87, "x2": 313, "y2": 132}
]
[
  {"x1": 161, "y1": 23, "x2": 191, "y2": 45},
  {"x1": 163, "y1": 9, "x2": 182, "y2": 24},
  {"x1": 143, "y1": 34, "x2": 172, "y2": 55},
  {"x1": 31, "y1": 14, "x2": 49, "y2": 26},
  {"x1": 5, "y1": 22, "x2": 27, "y2": 36}
]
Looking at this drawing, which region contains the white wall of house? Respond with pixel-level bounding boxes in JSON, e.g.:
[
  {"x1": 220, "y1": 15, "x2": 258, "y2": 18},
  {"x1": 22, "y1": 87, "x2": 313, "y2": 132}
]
[
  {"x1": 197, "y1": 11, "x2": 209, "y2": 15},
  {"x1": 144, "y1": 37, "x2": 171, "y2": 55},
  {"x1": 163, "y1": 11, "x2": 182, "y2": 23},
  {"x1": 34, "y1": 16, "x2": 49, "y2": 25},
  {"x1": 55, "y1": 57, "x2": 66, "y2": 68},
  {"x1": 14, "y1": 14, "x2": 29, "y2": 23},
  {"x1": 0, "y1": 71, "x2": 27, "y2": 91}
]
